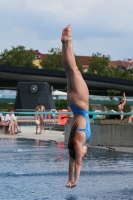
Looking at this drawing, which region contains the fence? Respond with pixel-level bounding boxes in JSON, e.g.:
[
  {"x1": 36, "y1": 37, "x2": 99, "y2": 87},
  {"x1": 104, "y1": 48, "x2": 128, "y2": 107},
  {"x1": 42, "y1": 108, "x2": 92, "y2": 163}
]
[
  {"x1": 1, "y1": 109, "x2": 133, "y2": 132},
  {"x1": 14, "y1": 109, "x2": 62, "y2": 131},
  {"x1": 12, "y1": 109, "x2": 70, "y2": 131}
]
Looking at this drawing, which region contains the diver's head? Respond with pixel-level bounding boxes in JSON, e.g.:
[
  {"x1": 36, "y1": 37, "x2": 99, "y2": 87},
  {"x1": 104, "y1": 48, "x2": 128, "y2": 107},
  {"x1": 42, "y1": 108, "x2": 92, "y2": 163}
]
[
  {"x1": 82, "y1": 146, "x2": 88, "y2": 158},
  {"x1": 68, "y1": 145, "x2": 88, "y2": 159}
]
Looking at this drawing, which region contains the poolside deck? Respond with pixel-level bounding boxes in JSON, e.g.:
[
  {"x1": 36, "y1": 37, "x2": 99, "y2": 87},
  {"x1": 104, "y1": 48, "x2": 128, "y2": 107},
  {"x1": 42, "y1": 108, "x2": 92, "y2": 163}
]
[
  {"x1": 0, "y1": 126, "x2": 133, "y2": 154},
  {"x1": 0, "y1": 126, "x2": 64, "y2": 142}
]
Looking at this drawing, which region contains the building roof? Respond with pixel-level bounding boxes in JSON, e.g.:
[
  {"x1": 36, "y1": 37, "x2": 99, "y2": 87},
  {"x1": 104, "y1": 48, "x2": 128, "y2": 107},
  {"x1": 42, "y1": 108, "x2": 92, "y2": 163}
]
[
  {"x1": 110, "y1": 60, "x2": 133, "y2": 69},
  {"x1": 33, "y1": 50, "x2": 133, "y2": 70},
  {"x1": 76, "y1": 55, "x2": 91, "y2": 68}
]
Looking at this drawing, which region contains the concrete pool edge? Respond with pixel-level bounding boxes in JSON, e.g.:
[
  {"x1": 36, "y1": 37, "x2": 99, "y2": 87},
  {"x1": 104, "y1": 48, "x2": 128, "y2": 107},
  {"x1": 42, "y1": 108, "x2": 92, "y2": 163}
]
[{"x1": 86, "y1": 145, "x2": 133, "y2": 154}]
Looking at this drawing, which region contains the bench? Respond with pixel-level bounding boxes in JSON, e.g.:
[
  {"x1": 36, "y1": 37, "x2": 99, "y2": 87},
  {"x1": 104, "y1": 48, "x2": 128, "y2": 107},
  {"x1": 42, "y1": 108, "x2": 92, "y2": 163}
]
[
  {"x1": 17, "y1": 119, "x2": 58, "y2": 123},
  {"x1": 0, "y1": 118, "x2": 60, "y2": 134},
  {"x1": 0, "y1": 114, "x2": 67, "y2": 134}
]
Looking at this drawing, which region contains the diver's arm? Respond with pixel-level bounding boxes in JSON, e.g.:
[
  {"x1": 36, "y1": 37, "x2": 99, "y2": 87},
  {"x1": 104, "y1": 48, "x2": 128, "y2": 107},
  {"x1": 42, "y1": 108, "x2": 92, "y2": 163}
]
[
  {"x1": 68, "y1": 156, "x2": 75, "y2": 181},
  {"x1": 65, "y1": 156, "x2": 75, "y2": 187},
  {"x1": 72, "y1": 139, "x2": 82, "y2": 187}
]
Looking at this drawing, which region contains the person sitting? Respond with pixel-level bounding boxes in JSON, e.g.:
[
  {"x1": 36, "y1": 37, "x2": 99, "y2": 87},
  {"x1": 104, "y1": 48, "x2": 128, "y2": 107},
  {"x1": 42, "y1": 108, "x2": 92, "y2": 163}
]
[
  {"x1": 118, "y1": 92, "x2": 126, "y2": 120},
  {"x1": 5, "y1": 108, "x2": 21, "y2": 135},
  {"x1": 0, "y1": 113, "x2": 5, "y2": 126},
  {"x1": 61, "y1": 25, "x2": 91, "y2": 188},
  {"x1": 35, "y1": 103, "x2": 45, "y2": 134}
]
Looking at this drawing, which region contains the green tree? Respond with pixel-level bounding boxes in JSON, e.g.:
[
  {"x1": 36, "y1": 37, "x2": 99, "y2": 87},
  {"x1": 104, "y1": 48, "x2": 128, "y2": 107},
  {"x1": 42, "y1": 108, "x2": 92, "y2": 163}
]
[
  {"x1": 0, "y1": 46, "x2": 35, "y2": 67},
  {"x1": 54, "y1": 99, "x2": 68, "y2": 110},
  {"x1": 41, "y1": 48, "x2": 62, "y2": 70},
  {"x1": 0, "y1": 103, "x2": 14, "y2": 111},
  {"x1": 111, "y1": 67, "x2": 133, "y2": 80},
  {"x1": 40, "y1": 47, "x2": 83, "y2": 72},
  {"x1": 88, "y1": 52, "x2": 133, "y2": 80},
  {"x1": 75, "y1": 56, "x2": 83, "y2": 72},
  {"x1": 88, "y1": 52, "x2": 111, "y2": 76}
]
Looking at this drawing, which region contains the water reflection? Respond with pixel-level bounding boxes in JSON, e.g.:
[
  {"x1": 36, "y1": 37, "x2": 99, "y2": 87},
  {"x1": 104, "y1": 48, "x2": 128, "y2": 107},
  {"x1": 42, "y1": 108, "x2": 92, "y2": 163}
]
[
  {"x1": 35, "y1": 139, "x2": 43, "y2": 146},
  {"x1": 57, "y1": 142, "x2": 65, "y2": 162},
  {"x1": 0, "y1": 138, "x2": 133, "y2": 200},
  {"x1": 65, "y1": 195, "x2": 78, "y2": 200}
]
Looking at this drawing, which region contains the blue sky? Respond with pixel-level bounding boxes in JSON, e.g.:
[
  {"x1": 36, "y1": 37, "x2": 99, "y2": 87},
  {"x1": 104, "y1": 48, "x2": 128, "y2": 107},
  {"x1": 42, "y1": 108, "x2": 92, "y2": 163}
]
[{"x1": 0, "y1": 0, "x2": 133, "y2": 60}]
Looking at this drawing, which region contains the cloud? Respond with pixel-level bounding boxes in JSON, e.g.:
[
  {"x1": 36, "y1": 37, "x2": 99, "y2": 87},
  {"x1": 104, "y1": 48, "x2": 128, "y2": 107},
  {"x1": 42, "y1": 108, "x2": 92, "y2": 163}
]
[
  {"x1": 0, "y1": 0, "x2": 133, "y2": 59},
  {"x1": 74, "y1": 35, "x2": 133, "y2": 60}
]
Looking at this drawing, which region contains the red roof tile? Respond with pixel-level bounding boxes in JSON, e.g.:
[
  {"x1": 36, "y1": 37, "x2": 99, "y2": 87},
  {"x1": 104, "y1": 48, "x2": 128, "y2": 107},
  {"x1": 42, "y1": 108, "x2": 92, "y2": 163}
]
[
  {"x1": 33, "y1": 50, "x2": 133, "y2": 69},
  {"x1": 110, "y1": 60, "x2": 133, "y2": 69}
]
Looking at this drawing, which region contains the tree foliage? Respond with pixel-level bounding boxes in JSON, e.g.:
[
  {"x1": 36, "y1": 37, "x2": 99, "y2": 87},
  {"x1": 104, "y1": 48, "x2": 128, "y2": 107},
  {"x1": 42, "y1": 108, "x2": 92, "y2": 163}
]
[
  {"x1": 75, "y1": 56, "x2": 83, "y2": 72},
  {"x1": 0, "y1": 46, "x2": 35, "y2": 67},
  {"x1": 40, "y1": 48, "x2": 62, "y2": 70},
  {"x1": 107, "y1": 89, "x2": 121, "y2": 96},
  {"x1": 88, "y1": 52, "x2": 111, "y2": 76},
  {"x1": 109, "y1": 67, "x2": 132, "y2": 80},
  {"x1": 88, "y1": 52, "x2": 133, "y2": 80},
  {"x1": 0, "y1": 103, "x2": 15, "y2": 111},
  {"x1": 54, "y1": 99, "x2": 68, "y2": 110},
  {"x1": 40, "y1": 47, "x2": 83, "y2": 72}
]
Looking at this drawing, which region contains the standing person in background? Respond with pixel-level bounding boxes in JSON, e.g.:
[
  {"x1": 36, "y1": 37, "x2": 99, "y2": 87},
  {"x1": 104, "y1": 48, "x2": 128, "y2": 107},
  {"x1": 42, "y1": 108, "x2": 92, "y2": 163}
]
[
  {"x1": 35, "y1": 103, "x2": 45, "y2": 134},
  {"x1": 118, "y1": 92, "x2": 126, "y2": 120},
  {"x1": 61, "y1": 25, "x2": 91, "y2": 188}
]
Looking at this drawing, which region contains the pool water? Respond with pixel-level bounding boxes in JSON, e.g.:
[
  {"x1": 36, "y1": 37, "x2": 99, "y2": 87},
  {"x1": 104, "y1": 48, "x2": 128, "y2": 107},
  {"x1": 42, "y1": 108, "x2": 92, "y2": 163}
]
[{"x1": 0, "y1": 138, "x2": 133, "y2": 200}]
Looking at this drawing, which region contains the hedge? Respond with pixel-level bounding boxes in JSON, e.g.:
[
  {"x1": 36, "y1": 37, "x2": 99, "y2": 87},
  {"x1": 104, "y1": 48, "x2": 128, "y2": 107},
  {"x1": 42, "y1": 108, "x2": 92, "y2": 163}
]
[
  {"x1": 0, "y1": 103, "x2": 14, "y2": 111},
  {"x1": 0, "y1": 101, "x2": 130, "y2": 113}
]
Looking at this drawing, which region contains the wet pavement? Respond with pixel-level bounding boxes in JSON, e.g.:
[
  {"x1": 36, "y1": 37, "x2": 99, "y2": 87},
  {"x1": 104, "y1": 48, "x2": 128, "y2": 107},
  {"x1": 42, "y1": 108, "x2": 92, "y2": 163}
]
[{"x1": 0, "y1": 126, "x2": 133, "y2": 154}]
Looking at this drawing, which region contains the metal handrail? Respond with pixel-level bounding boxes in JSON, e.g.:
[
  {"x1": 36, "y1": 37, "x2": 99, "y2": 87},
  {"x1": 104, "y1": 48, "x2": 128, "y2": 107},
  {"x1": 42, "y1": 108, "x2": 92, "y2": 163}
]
[{"x1": 0, "y1": 111, "x2": 133, "y2": 116}]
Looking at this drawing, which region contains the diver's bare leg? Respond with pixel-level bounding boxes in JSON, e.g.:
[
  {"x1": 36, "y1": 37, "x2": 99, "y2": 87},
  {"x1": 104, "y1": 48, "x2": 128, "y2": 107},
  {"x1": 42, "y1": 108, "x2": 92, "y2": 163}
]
[{"x1": 61, "y1": 25, "x2": 89, "y2": 110}]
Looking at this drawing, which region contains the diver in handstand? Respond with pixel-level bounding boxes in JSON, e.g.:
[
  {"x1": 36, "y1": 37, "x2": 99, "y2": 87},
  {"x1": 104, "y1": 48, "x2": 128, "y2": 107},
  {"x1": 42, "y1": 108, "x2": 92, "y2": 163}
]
[{"x1": 61, "y1": 25, "x2": 91, "y2": 188}]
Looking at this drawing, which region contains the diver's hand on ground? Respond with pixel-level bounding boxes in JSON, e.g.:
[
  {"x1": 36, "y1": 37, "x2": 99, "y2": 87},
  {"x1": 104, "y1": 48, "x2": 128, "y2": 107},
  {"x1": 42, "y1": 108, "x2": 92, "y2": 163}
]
[
  {"x1": 65, "y1": 181, "x2": 73, "y2": 188},
  {"x1": 65, "y1": 181, "x2": 77, "y2": 188},
  {"x1": 70, "y1": 182, "x2": 77, "y2": 188}
]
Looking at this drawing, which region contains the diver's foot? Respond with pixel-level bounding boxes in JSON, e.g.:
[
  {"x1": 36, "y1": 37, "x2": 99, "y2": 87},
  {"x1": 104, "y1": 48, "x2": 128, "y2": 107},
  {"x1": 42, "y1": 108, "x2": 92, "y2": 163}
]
[{"x1": 61, "y1": 25, "x2": 72, "y2": 43}]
